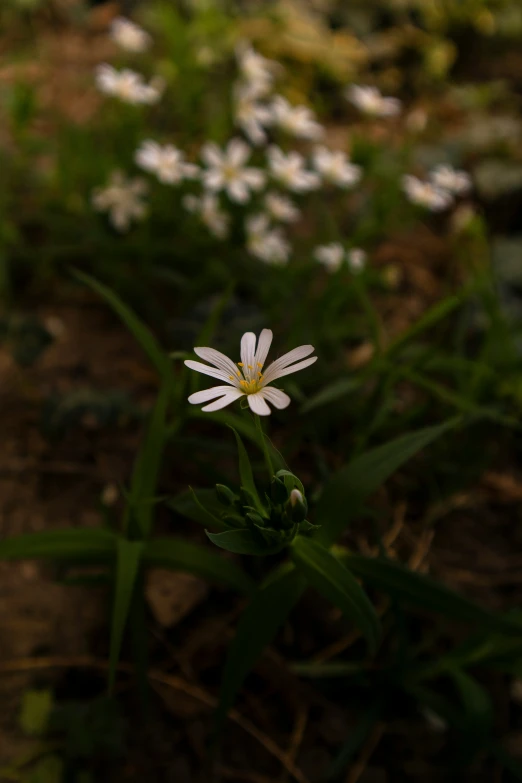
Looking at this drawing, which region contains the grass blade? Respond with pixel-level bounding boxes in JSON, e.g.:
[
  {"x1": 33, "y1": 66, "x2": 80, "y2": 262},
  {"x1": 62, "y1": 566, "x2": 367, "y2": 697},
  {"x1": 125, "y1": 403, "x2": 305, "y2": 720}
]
[
  {"x1": 291, "y1": 537, "x2": 381, "y2": 655},
  {"x1": 317, "y1": 418, "x2": 460, "y2": 546},
  {"x1": 0, "y1": 529, "x2": 117, "y2": 561},
  {"x1": 109, "y1": 539, "x2": 144, "y2": 692},
  {"x1": 143, "y1": 537, "x2": 254, "y2": 593},
  {"x1": 229, "y1": 426, "x2": 265, "y2": 514}
]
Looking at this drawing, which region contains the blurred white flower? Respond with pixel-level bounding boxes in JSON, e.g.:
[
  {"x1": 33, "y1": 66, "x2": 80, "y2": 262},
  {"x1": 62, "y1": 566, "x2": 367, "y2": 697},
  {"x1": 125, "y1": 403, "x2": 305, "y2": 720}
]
[
  {"x1": 312, "y1": 146, "x2": 362, "y2": 188},
  {"x1": 183, "y1": 193, "x2": 230, "y2": 239},
  {"x1": 271, "y1": 96, "x2": 323, "y2": 140},
  {"x1": 347, "y1": 248, "x2": 367, "y2": 272},
  {"x1": 430, "y1": 164, "x2": 472, "y2": 196},
  {"x1": 135, "y1": 141, "x2": 199, "y2": 184},
  {"x1": 201, "y1": 139, "x2": 265, "y2": 203},
  {"x1": 402, "y1": 175, "x2": 453, "y2": 211},
  {"x1": 92, "y1": 170, "x2": 148, "y2": 232},
  {"x1": 95, "y1": 64, "x2": 162, "y2": 105},
  {"x1": 234, "y1": 83, "x2": 273, "y2": 146},
  {"x1": 184, "y1": 328, "x2": 317, "y2": 415},
  {"x1": 347, "y1": 85, "x2": 401, "y2": 118},
  {"x1": 314, "y1": 242, "x2": 345, "y2": 273},
  {"x1": 264, "y1": 192, "x2": 300, "y2": 223},
  {"x1": 236, "y1": 42, "x2": 276, "y2": 97},
  {"x1": 246, "y1": 214, "x2": 291, "y2": 265},
  {"x1": 267, "y1": 146, "x2": 320, "y2": 192},
  {"x1": 110, "y1": 17, "x2": 151, "y2": 53}
]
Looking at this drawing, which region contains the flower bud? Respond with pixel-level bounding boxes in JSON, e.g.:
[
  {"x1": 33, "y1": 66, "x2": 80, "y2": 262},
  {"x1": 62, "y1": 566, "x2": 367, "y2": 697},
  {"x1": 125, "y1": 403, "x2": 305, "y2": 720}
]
[
  {"x1": 215, "y1": 484, "x2": 236, "y2": 506},
  {"x1": 270, "y1": 476, "x2": 289, "y2": 504},
  {"x1": 286, "y1": 489, "x2": 308, "y2": 523},
  {"x1": 245, "y1": 511, "x2": 266, "y2": 528}
]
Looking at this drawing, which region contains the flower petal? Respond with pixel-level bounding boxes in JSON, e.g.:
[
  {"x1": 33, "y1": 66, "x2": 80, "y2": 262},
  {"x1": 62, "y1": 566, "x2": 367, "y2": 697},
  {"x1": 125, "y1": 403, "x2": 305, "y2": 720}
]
[
  {"x1": 228, "y1": 138, "x2": 250, "y2": 166},
  {"x1": 254, "y1": 329, "x2": 273, "y2": 369},
  {"x1": 201, "y1": 143, "x2": 223, "y2": 167},
  {"x1": 188, "y1": 385, "x2": 236, "y2": 404},
  {"x1": 240, "y1": 332, "x2": 256, "y2": 370},
  {"x1": 202, "y1": 388, "x2": 244, "y2": 412},
  {"x1": 263, "y1": 356, "x2": 317, "y2": 383},
  {"x1": 184, "y1": 360, "x2": 234, "y2": 384},
  {"x1": 194, "y1": 347, "x2": 239, "y2": 380},
  {"x1": 262, "y1": 345, "x2": 315, "y2": 382},
  {"x1": 260, "y1": 386, "x2": 291, "y2": 409},
  {"x1": 247, "y1": 392, "x2": 272, "y2": 416}
]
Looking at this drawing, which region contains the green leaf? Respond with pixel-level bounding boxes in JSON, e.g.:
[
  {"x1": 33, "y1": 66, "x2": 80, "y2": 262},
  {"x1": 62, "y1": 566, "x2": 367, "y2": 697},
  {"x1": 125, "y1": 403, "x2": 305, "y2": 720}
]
[
  {"x1": 216, "y1": 565, "x2": 306, "y2": 734},
  {"x1": 326, "y1": 701, "x2": 382, "y2": 780},
  {"x1": 0, "y1": 528, "x2": 117, "y2": 562},
  {"x1": 301, "y1": 377, "x2": 363, "y2": 414},
  {"x1": 126, "y1": 381, "x2": 170, "y2": 538},
  {"x1": 206, "y1": 528, "x2": 283, "y2": 556},
  {"x1": 335, "y1": 550, "x2": 522, "y2": 637},
  {"x1": 109, "y1": 539, "x2": 144, "y2": 692},
  {"x1": 450, "y1": 669, "x2": 492, "y2": 735},
  {"x1": 143, "y1": 537, "x2": 254, "y2": 593},
  {"x1": 291, "y1": 537, "x2": 380, "y2": 655},
  {"x1": 19, "y1": 689, "x2": 53, "y2": 736},
  {"x1": 73, "y1": 270, "x2": 172, "y2": 384},
  {"x1": 317, "y1": 418, "x2": 459, "y2": 546},
  {"x1": 168, "y1": 488, "x2": 227, "y2": 531},
  {"x1": 229, "y1": 426, "x2": 265, "y2": 514},
  {"x1": 387, "y1": 294, "x2": 462, "y2": 356}
]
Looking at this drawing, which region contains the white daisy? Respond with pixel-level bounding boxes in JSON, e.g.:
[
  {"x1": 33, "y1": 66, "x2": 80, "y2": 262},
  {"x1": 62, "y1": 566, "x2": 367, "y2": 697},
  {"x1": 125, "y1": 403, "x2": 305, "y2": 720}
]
[
  {"x1": 347, "y1": 248, "x2": 367, "y2": 272},
  {"x1": 346, "y1": 85, "x2": 401, "y2": 118},
  {"x1": 264, "y1": 192, "x2": 300, "y2": 223},
  {"x1": 95, "y1": 64, "x2": 162, "y2": 105},
  {"x1": 314, "y1": 242, "x2": 345, "y2": 273},
  {"x1": 135, "y1": 141, "x2": 199, "y2": 185},
  {"x1": 312, "y1": 146, "x2": 362, "y2": 188},
  {"x1": 185, "y1": 329, "x2": 317, "y2": 415},
  {"x1": 430, "y1": 164, "x2": 472, "y2": 196},
  {"x1": 235, "y1": 42, "x2": 276, "y2": 98},
  {"x1": 233, "y1": 83, "x2": 274, "y2": 146},
  {"x1": 201, "y1": 139, "x2": 265, "y2": 203},
  {"x1": 245, "y1": 214, "x2": 291, "y2": 265},
  {"x1": 402, "y1": 174, "x2": 453, "y2": 211},
  {"x1": 267, "y1": 146, "x2": 320, "y2": 193},
  {"x1": 92, "y1": 170, "x2": 148, "y2": 232},
  {"x1": 271, "y1": 96, "x2": 323, "y2": 140},
  {"x1": 183, "y1": 193, "x2": 230, "y2": 239},
  {"x1": 110, "y1": 17, "x2": 151, "y2": 53}
]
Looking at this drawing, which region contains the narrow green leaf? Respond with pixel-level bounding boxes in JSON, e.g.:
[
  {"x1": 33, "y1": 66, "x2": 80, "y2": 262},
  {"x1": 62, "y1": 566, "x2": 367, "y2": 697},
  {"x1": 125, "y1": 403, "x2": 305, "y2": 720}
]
[
  {"x1": 143, "y1": 537, "x2": 254, "y2": 593},
  {"x1": 0, "y1": 529, "x2": 117, "y2": 562},
  {"x1": 450, "y1": 669, "x2": 492, "y2": 735},
  {"x1": 206, "y1": 528, "x2": 283, "y2": 556},
  {"x1": 335, "y1": 550, "x2": 522, "y2": 637},
  {"x1": 216, "y1": 565, "x2": 306, "y2": 734},
  {"x1": 168, "y1": 488, "x2": 227, "y2": 531},
  {"x1": 126, "y1": 381, "x2": 170, "y2": 538},
  {"x1": 291, "y1": 537, "x2": 380, "y2": 654},
  {"x1": 73, "y1": 270, "x2": 172, "y2": 383},
  {"x1": 318, "y1": 418, "x2": 460, "y2": 546},
  {"x1": 326, "y1": 702, "x2": 382, "y2": 780},
  {"x1": 301, "y1": 377, "x2": 363, "y2": 414},
  {"x1": 387, "y1": 294, "x2": 462, "y2": 356},
  {"x1": 229, "y1": 426, "x2": 265, "y2": 514},
  {"x1": 109, "y1": 539, "x2": 144, "y2": 692}
]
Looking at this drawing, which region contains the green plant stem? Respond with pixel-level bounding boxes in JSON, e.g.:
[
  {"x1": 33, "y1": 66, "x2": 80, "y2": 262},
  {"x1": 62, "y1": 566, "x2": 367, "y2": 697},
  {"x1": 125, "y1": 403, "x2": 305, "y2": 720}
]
[{"x1": 254, "y1": 414, "x2": 274, "y2": 479}]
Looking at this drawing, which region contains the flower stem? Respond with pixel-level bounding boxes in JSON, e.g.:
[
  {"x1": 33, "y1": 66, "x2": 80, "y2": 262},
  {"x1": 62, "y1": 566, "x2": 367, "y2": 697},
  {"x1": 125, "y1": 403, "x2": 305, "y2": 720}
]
[{"x1": 254, "y1": 414, "x2": 274, "y2": 479}]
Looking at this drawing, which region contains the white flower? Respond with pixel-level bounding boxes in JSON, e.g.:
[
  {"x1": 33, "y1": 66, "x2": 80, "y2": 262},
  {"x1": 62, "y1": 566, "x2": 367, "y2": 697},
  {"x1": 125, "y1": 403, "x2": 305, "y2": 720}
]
[
  {"x1": 347, "y1": 248, "x2": 367, "y2": 272},
  {"x1": 314, "y1": 242, "x2": 345, "y2": 273},
  {"x1": 267, "y1": 146, "x2": 320, "y2": 193},
  {"x1": 185, "y1": 329, "x2": 317, "y2": 415},
  {"x1": 312, "y1": 146, "x2": 362, "y2": 188},
  {"x1": 135, "y1": 141, "x2": 199, "y2": 184},
  {"x1": 236, "y1": 42, "x2": 276, "y2": 97},
  {"x1": 245, "y1": 214, "x2": 291, "y2": 265},
  {"x1": 271, "y1": 96, "x2": 323, "y2": 140},
  {"x1": 95, "y1": 64, "x2": 162, "y2": 105},
  {"x1": 233, "y1": 83, "x2": 273, "y2": 146},
  {"x1": 183, "y1": 193, "x2": 230, "y2": 239},
  {"x1": 346, "y1": 85, "x2": 401, "y2": 118},
  {"x1": 110, "y1": 17, "x2": 151, "y2": 53},
  {"x1": 402, "y1": 174, "x2": 453, "y2": 211},
  {"x1": 430, "y1": 164, "x2": 472, "y2": 196},
  {"x1": 201, "y1": 139, "x2": 266, "y2": 203},
  {"x1": 264, "y1": 192, "x2": 300, "y2": 223},
  {"x1": 92, "y1": 170, "x2": 148, "y2": 232}
]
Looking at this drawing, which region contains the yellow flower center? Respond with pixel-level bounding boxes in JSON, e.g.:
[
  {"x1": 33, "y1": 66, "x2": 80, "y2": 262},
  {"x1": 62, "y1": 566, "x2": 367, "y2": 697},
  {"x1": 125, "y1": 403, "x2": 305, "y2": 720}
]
[{"x1": 228, "y1": 362, "x2": 265, "y2": 394}]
